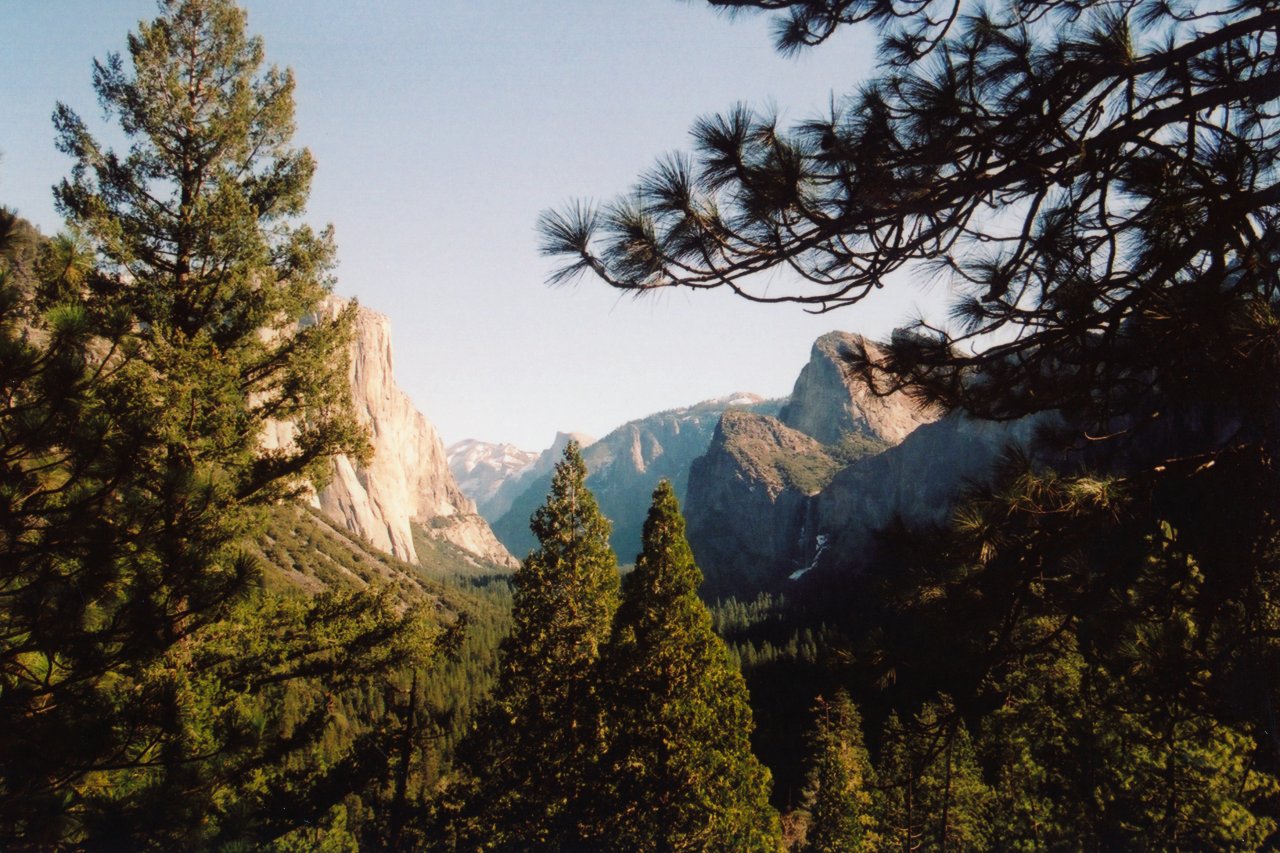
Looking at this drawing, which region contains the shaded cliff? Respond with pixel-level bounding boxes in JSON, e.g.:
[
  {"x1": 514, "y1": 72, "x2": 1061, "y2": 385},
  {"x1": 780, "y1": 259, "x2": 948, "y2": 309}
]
[
  {"x1": 806, "y1": 412, "x2": 1045, "y2": 576},
  {"x1": 686, "y1": 411, "x2": 838, "y2": 599},
  {"x1": 684, "y1": 332, "x2": 1052, "y2": 599}
]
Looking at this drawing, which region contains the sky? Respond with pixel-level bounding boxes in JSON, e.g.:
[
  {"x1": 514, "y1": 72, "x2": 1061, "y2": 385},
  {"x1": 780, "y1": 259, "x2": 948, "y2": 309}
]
[{"x1": 1, "y1": 1, "x2": 936, "y2": 451}]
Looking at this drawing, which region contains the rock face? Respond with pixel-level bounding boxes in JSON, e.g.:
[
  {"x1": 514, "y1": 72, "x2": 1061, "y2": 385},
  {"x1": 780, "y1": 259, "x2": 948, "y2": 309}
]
[
  {"x1": 808, "y1": 412, "x2": 1044, "y2": 576},
  {"x1": 446, "y1": 440, "x2": 539, "y2": 521},
  {"x1": 687, "y1": 409, "x2": 1040, "y2": 598},
  {"x1": 272, "y1": 298, "x2": 516, "y2": 570},
  {"x1": 479, "y1": 431, "x2": 595, "y2": 534},
  {"x1": 686, "y1": 411, "x2": 837, "y2": 599},
  {"x1": 779, "y1": 331, "x2": 933, "y2": 445},
  {"x1": 679, "y1": 332, "x2": 1050, "y2": 599},
  {"x1": 492, "y1": 396, "x2": 779, "y2": 563}
]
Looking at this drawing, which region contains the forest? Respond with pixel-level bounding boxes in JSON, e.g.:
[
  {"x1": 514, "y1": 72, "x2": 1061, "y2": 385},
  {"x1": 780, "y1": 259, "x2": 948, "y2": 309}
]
[{"x1": 2, "y1": 0, "x2": 1278, "y2": 849}]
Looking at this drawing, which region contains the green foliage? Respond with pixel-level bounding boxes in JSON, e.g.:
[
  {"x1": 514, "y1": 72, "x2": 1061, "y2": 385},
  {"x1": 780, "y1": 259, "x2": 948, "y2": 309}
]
[
  {"x1": 73, "y1": 587, "x2": 440, "y2": 849},
  {"x1": 0, "y1": 1, "x2": 441, "y2": 845},
  {"x1": 876, "y1": 697, "x2": 992, "y2": 853},
  {"x1": 770, "y1": 445, "x2": 841, "y2": 495},
  {"x1": 599, "y1": 481, "x2": 781, "y2": 850},
  {"x1": 828, "y1": 432, "x2": 889, "y2": 467},
  {"x1": 979, "y1": 540, "x2": 1279, "y2": 850},
  {"x1": 449, "y1": 441, "x2": 620, "y2": 849},
  {"x1": 798, "y1": 692, "x2": 878, "y2": 853}
]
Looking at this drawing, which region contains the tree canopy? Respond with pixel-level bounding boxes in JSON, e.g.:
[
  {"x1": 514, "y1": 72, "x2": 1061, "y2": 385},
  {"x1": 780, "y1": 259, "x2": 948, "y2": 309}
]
[
  {"x1": 450, "y1": 441, "x2": 620, "y2": 849},
  {"x1": 600, "y1": 481, "x2": 781, "y2": 850}
]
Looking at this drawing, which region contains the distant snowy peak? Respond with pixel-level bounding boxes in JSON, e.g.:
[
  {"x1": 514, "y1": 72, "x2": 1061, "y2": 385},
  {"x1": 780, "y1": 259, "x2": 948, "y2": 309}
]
[
  {"x1": 708, "y1": 392, "x2": 765, "y2": 409},
  {"x1": 448, "y1": 439, "x2": 539, "y2": 479},
  {"x1": 448, "y1": 432, "x2": 597, "y2": 523},
  {"x1": 447, "y1": 439, "x2": 540, "y2": 521},
  {"x1": 669, "y1": 392, "x2": 767, "y2": 417}
]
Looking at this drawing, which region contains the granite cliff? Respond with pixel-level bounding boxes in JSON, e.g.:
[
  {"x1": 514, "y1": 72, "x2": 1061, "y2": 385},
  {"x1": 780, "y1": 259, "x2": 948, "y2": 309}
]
[
  {"x1": 805, "y1": 413, "x2": 1045, "y2": 576},
  {"x1": 268, "y1": 298, "x2": 515, "y2": 571},
  {"x1": 778, "y1": 331, "x2": 934, "y2": 445},
  {"x1": 685, "y1": 331, "x2": 964, "y2": 598},
  {"x1": 686, "y1": 411, "x2": 837, "y2": 598}
]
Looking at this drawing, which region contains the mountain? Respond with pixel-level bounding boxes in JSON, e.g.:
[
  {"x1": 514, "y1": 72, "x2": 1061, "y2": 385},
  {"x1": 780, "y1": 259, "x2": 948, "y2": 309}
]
[
  {"x1": 778, "y1": 331, "x2": 934, "y2": 445},
  {"x1": 266, "y1": 298, "x2": 515, "y2": 571},
  {"x1": 492, "y1": 396, "x2": 780, "y2": 563},
  {"x1": 686, "y1": 411, "x2": 838, "y2": 598},
  {"x1": 447, "y1": 440, "x2": 540, "y2": 520},
  {"x1": 684, "y1": 332, "x2": 943, "y2": 598},
  {"x1": 805, "y1": 412, "x2": 1045, "y2": 577},
  {"x1": 481, "y1": 430, "x2": 596, "y2": 539},
  {"x1": 254, "y1": 502, "x2": 445, "y2": 602}
]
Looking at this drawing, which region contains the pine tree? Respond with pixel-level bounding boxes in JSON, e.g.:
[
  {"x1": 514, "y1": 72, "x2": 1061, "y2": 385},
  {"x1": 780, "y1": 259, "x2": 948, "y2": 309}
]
[
  {"x1": 800, "y1": 691, "x2": 878, "y2": 853},
  {"x1": 876, "y1": 697, "x2": 991, "y2": 853},
  {"x1": 875, "y1": 713, "x2": 923, "y2": 853},
  {"x1": 539, "y1": 0, "x2": 1278, "y2": 459},
  {"x1": 979, "y1": 536, "x2": 1279, "y2": 850},
  {"x1": 0, "y1": 1, "x2": 429, "y2": 844},
  {"x1": 598, "y1": 480, "x2": 780, "y2": 851},
  {"x1": 451, "y1": 440, "x2": 620, "y2": 850},
  {"x1": 53, "y1": 0, "x2": 364, "y2": 507}
]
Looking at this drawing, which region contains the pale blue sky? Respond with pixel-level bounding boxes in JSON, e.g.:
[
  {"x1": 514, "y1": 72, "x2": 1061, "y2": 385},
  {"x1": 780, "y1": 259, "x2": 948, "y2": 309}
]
[{"x1": 1, "y1": 1, "x2": 933, "y2": 450}]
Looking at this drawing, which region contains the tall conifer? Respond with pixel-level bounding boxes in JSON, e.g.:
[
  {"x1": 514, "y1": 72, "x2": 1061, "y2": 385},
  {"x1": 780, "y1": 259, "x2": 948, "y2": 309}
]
[
  {"x1": 876, "y1": 697, "x2": 991, "y2": 853},
  {"x1": 800, "y1": 691, "x2": 878, "y2": 853},
  {"x1": 599, "y1": 480, "x2": 780, "y2": 851},
  {"x1": 0, "y1": 2, "x2": 431, "y2": 844},
  {"x1": 453, "y1": 441, "x2": 619, "y2": 849}
]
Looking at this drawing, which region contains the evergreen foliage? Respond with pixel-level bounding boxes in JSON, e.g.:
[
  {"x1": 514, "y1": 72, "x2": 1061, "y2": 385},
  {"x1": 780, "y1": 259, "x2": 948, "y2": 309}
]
[
  {"x1": 10, "y1": 0, "x2": 1280, "y2": 846},
  {"x1": 798, "y1": 691, "x2": 877, "y2": 853},
  {"x1": 540, "y1": 1, "x2": 1280, "y2": 846},
  {"x1": 0, "y1": 1, "x2": 442, "y2": 845},
  {"x1": 976, "y1": 533, "x2": 1279, "y2": 850},
  {"x1": 599, "y1": 481, "x2": 781, "y2": 851},
  {"x1": 449, "y1": 441, "x2": 619, "y2": 849},
  {"x1": 539, "y1": 0, "x2": 1278, "y2": 453},
  {"x1": 875, "y1": 697, "x2": 991, "y2": 853}
]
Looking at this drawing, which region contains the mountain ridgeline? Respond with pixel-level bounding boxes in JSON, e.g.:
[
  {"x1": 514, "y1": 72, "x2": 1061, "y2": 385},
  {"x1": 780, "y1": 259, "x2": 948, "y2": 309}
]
[
  {"x1": 470, "y1": 395, "x2": 783, "y2": 564},
  {"x1": 451, "y1": 331, "x2": 1045, "y2": 600}
]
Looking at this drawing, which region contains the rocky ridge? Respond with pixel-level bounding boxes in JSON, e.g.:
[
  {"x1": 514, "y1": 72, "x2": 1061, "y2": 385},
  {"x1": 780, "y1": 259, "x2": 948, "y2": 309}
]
[
  {"x1": 684, "y1": 331, "x2": 957, "y2": 597},
  {"x1": 778, "y1": 331, "x2": 934, "y2": 445},
  {"x1": 491, "y1": 397, "x2": 779, "y2": 563},
  {"x1": 686, "y1": 411, "x2": 836, "y2": 598}
]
